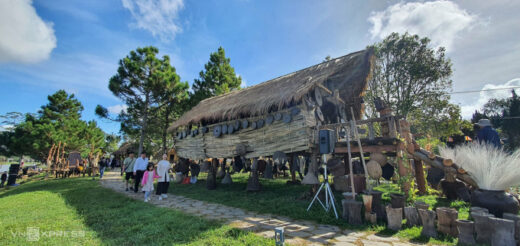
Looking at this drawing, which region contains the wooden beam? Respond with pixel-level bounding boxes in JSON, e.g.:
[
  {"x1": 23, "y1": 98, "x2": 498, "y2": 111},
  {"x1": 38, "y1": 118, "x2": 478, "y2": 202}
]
[{"x1": 335, "y1": 144, "x2": 398, "y2": 154}]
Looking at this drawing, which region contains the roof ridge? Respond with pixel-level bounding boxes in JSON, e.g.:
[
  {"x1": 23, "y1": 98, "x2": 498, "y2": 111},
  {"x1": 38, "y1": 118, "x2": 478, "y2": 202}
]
[{"x1": 198, "y1": 50, "x2": 365, "y2": 103}]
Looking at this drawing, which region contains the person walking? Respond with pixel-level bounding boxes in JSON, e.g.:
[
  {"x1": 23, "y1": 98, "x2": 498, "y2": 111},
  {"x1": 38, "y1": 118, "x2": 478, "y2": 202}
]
[
  {"x1": 476, "y1": 119, "x2": 502, "y2": 148},
  {"x1": 123, "y1": 152, "x2": 136, "y2": 191},
  {"x1": 141, "y1": 163, "x2": 161, "y2": 202},
  {"x1": 99, "y1": 157, "x2": 106, "y2": 179},
  {"x1": 133, "y1": 152, "x2": 148, "y2": 193},
  {"x1": 1, "y1": 172, "x2": 7, "y2": 188},
  {"x1": 156, "y1": 154, "x2": 171, "y2": 200}
]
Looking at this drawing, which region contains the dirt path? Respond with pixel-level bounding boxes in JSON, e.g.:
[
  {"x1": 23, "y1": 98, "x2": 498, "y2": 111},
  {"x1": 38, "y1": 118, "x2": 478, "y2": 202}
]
[{"x1": 100, "y1": 171, "x2": 418, "y2": 246}]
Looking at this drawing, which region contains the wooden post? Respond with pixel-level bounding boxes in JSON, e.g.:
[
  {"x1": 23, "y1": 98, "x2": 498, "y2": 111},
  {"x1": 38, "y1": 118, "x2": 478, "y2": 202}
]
[
  {"x1": 414, "y1": 159, "x2": 427, "y2": 195},
  {"x1": 46, "y1": 144, "x2": 56, "y2": 177},
  {"x1": 345, "y1": 126, "x2": 356, "y2": 199},
  {"x1": 350, "y1": 107, "x2": 369, "y2": 191},
  {"x1": 397, "y1": 146, "x2": 411, "y2": 196},
  {"x1": 367, "y1": 122, "x2": 375, "y2": 140}
]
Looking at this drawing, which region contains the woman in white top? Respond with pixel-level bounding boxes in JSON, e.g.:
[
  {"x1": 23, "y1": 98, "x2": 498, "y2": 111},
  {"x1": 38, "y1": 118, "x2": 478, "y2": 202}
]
[{"x1": 156, "y1": 154, "x2": 171, "y2": 200}]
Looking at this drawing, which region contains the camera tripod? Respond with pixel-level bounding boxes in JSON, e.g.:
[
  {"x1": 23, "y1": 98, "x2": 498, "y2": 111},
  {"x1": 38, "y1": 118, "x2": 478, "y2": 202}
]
[{"x1": 306, "y1": 155, "x2": 338, "y2": 219}]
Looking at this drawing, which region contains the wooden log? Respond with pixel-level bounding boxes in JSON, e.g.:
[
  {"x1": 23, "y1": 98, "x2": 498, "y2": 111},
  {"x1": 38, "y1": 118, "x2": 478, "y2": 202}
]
[
  {"x1": 443, "y1": 158, "x2": 453, "y2": 167},
  {"x1": 411, "y1": 148, "x2": 478, "y2": 188},
  {"x1": 335, "y1": 145, "x2": 398, "y2": 154}
]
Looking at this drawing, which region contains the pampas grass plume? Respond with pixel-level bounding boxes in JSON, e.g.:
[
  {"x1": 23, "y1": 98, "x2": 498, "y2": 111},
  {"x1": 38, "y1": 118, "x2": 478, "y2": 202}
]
[{"x1": 440, "y1": 143, "x2": 520, "y2": 190}]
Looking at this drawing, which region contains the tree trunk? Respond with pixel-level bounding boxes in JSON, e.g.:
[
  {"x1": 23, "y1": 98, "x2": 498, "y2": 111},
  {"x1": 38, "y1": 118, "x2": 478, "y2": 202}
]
[
  {"x1": 138, "y1": 95, "x2": 149, "y2": 155},
  {"x1": 162, "y1": 107, "x2": 170, "y2": 154}
]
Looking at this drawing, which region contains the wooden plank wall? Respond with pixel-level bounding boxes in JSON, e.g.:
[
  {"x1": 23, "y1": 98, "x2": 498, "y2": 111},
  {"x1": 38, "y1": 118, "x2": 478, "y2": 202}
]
[{"x1": 174, "y1": 105, "x2": 317, "y2": 160}]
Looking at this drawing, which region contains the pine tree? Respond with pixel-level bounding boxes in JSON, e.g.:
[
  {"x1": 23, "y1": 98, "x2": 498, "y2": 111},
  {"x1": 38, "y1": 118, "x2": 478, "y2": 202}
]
[
  {"x1": 502, "y1": 90, "x2": 520, "y2": 150},
  {"x1": 190, "y1": 47, "x2": 242, "y2": 107}
]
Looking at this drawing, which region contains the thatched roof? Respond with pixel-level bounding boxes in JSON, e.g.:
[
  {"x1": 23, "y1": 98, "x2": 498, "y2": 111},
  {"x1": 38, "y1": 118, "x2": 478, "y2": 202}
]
[{"x1": 170, "y1": 48, "x2": 374, "y2": 130}]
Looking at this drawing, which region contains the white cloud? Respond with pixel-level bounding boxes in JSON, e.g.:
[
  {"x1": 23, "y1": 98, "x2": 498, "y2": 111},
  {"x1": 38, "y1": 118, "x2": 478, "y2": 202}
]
[
  {"x1": 368, "y1": 0, "x2": 477, "y2": 51},
  {"x1": 460, "y1": 78, "x2": 520, "y2": 118},
  {"x1": 107, "y1": 104, "x2": 128, "y2": 114},
  {"x1": 121, "y1": 0, "x2": 184, "y2": 41},
  {"x1": 0, "y1": 0, "x2": 57, "y2": 64},
  {"x1": 0, "y1": 124, "x2": 14, "y2": 132}
]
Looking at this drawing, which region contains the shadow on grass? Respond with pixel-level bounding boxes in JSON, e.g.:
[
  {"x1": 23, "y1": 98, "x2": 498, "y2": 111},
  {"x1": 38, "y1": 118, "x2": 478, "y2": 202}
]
[{"x1": 0, "y1": 177, "x2": 271, "y2": 245}]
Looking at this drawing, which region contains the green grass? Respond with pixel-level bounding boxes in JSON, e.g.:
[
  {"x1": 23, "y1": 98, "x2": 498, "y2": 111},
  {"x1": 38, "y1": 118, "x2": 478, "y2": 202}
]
[
  {"x1": 170, "y1": 172, "x2": 467, "y2": 245},
  {"x1": 0, "y1": 176, "x2": 272, "y2": 245}
]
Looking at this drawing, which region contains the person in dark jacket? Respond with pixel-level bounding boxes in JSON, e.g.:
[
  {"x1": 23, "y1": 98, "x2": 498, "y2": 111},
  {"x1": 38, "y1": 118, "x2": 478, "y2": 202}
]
[{"x1": 476, "y1": 119, "x2": 502, "y2": 148}]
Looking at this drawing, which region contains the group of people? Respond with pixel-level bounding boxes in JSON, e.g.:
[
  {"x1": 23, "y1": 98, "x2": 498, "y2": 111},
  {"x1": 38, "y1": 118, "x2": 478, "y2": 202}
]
[
  {"x1": 122, "y1": 151, "x2": 172, "y2": 202},
  {"x1": 98, "y1": 156, "x2": 120, "y2": 179}
]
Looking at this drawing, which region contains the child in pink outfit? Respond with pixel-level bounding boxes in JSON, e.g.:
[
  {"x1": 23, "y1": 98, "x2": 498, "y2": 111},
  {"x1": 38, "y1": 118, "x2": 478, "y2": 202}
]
[{"x1": 141, "y1": 163, "x2": 161, "y2": 202}]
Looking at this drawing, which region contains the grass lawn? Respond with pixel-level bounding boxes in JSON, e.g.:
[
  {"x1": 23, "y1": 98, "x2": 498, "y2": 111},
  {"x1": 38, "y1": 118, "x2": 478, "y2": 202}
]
[
  {"x1": 169, "y1": 172, "x2": 469, "y2": 245},
  {"x1": 0, "y1": 176, "x2": 273, "y2": 245}
]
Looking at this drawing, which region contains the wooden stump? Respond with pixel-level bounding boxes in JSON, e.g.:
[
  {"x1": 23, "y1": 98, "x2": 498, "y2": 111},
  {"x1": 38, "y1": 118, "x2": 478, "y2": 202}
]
[
  {"x1": 490, "y1": 217, "x2": 516, "y2": 246},
  {"x1": 341, "y1": 199, "x2": 349, "y2": 220},
  {"x1": 368, "y1": 190, "x2": 384, "y2": 220},
  {"x1": 365, "y1": 212, "x2": 377, "y2": 224},
  {"x1": 404, "y1": 207, "x2": 420, "y2": 227},
  {"x1": 456, "y1": 220, "x2": 475, "y2": 245},
  {"x1": 436, "y1": 207, "x2": 458, "y2": 237},
  {"x1": 415, "y1": 201, "x2": 429, "y2": 210},
  {"x1": 503, "y1": 213, "x2": 520, "y2": 242},
  {"x1": 469, "y1": 206, "x2": 489, "y2": 219},
  {"x1": 263, "y1": 160, "x2": 273, "y2": 179},
  {"x1": 473, "y1": 213, "x2": 493, "y2": 245},
  {"x1": 346, "y1": 200, "x2": 363, "y2": 225},
  {"x1": 386, "y1": 205, "x2": 403, "y2": 231},
  {"x1": 362, "y1": 194, "x2": 373, "y2": 213},
  {"x1": 246, "y1": 171, "x2": 261, "y2": 192},
  {"x1": 418, "y1": 209, "x2": 437, "y2": 238}
]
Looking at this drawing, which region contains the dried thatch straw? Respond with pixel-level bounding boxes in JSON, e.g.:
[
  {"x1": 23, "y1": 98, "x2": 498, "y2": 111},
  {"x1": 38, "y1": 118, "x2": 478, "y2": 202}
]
[
  {"x1": 440, "y1": 143, "x2": 520, "y2": 190},
  {"x1": 169, "y1": 48, "x2": 374, "y2": 130}
]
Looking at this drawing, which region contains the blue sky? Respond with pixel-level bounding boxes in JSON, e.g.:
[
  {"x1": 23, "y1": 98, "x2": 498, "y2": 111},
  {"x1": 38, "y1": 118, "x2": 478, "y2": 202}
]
[{"x1": 1, "y1": 0, "x2": 519, "y2": 134}]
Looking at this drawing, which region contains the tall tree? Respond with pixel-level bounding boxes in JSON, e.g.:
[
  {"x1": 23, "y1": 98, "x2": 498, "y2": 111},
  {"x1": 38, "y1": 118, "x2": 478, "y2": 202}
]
[
  {"x1": 96, "y1": 46, "x2": 183, "y2": 155},
  {"x1": 1, "y1": 90, "x2": 107, "y2": 162},
  {"x1": 365, "y1": 32, "x2": 456, "y2": 138},
  {"x1": 190, "y1": 47, "x2": 242, "y2": 107},
  {"x1": 502, "y1": 90, "x2": 520, "y2": 150}
]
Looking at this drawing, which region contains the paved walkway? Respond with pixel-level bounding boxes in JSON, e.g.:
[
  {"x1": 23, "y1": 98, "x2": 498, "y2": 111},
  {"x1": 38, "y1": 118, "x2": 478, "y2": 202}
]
[{"x1": 99, "y1": 172, "x2": 419, "y2": 246}]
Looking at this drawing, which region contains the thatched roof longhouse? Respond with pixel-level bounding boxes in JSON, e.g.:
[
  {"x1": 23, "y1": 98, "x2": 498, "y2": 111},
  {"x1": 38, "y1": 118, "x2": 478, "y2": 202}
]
[{"x1": 170, "y1": 48, "x2": 374, "y2": 130}]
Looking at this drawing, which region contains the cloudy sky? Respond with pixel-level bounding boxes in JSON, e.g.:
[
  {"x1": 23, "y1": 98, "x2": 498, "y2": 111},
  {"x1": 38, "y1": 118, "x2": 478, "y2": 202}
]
[{"x1": 0, "y1": 0, "x2": 519, "y2": 133}]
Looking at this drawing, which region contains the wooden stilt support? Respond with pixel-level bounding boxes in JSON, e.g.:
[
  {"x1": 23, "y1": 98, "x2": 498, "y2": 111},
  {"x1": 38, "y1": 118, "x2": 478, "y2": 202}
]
[
  {"x1": 414, "y1": 159, "x2": 427, "y2": 195},
  {"x1": 344, "y1": 126, "x2": 356, "y2": 200},
  {"x1": 350, "y1": 107, "x2": 369, "y2": 191}
]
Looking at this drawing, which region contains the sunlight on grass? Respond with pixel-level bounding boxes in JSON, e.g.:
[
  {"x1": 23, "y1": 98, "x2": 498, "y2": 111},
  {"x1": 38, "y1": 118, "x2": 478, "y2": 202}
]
[{"x1": 0, "y1": 177, "x2": 272, "y2": 245}]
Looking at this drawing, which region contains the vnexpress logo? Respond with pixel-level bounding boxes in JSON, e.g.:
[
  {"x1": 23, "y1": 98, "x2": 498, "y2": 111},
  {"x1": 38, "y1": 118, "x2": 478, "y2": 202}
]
[{"x1": 27, "y1": 227, "x2": 40, "y2": 241}]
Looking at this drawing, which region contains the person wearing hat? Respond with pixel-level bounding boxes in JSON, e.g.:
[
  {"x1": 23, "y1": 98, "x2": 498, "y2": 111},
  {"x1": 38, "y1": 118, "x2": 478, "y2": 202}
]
[{"x1": 476, "y1": 119, "x2": 501, "y2": 148}]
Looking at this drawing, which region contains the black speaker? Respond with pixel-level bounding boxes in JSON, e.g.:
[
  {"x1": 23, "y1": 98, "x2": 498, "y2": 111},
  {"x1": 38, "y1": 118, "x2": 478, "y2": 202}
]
[{"x1": 319, "y1": 129, "x2": 336, "y2": 154}]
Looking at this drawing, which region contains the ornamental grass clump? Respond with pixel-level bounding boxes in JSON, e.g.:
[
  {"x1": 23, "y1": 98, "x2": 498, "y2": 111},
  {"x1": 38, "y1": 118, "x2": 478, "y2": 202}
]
[{"x1": 440, "y1": 143, "x2": 520, "y2": 190}]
